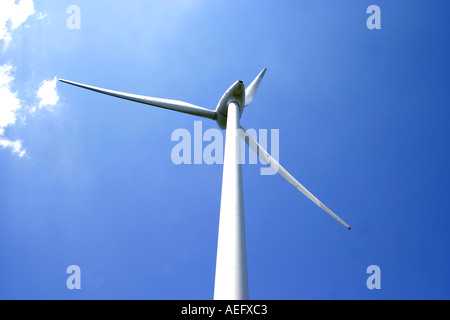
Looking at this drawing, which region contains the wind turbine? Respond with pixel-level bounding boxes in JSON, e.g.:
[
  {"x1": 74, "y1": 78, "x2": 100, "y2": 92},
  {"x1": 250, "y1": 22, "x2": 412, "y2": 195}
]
[{"x1": 59, "y1": 68, "x2": 350, "y2": 300}]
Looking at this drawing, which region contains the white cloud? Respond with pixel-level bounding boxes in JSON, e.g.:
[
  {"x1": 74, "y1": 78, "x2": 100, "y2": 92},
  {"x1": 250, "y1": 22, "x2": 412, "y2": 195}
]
[
  {"x1": 37, "y1": 13, "x2": 47, "y2": 21},
  {"x1": 0, "y1": 0, "x2": 35, "y2": 46},
  {"x1": 0, "y1": 64, "x2": 21, "y2": 134},
  {"x1": 37, "y1": 77, "x2": 59, "y2": 110},
  {"x1": 0, "y1": 0, "x2": 33, "y2": 157},
  {"x1": 0, "y1": 63, "x2": 26, "y2": 157},
  {"x1": 0, "y1": 66, "x2": 60, "y2": 157},
  {"x1": 0, "y1": 1, "x2": 60, "y2": 158},
  {"x1": 0, "y1": 138, "x2": 26, "y2": 157}
]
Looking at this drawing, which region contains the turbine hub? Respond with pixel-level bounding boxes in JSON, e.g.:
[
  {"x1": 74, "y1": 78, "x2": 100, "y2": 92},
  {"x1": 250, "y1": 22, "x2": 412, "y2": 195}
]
[{"x1": 215, "y1": 80, "x2": 245, "y2": 129}]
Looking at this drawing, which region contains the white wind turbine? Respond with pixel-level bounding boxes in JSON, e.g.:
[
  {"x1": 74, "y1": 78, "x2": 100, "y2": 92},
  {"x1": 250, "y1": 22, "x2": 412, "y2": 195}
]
[{"x1": 59, "y1": 68, "x2": 350, "y2": 300}]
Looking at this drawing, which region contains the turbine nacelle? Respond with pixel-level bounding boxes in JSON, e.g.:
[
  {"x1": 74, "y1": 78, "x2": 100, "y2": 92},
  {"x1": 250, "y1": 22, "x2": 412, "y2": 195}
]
[
  {"x1": 215, "y1": 80, "x2": 245, "y2": 129},
  {"x1": 214, "y1": 67, "x2": 268, "y2": 129}
]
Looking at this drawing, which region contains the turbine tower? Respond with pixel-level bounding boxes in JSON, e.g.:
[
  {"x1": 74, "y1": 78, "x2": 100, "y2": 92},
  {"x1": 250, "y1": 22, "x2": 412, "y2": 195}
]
[{"x1": 59, "y1": 68, "x2": 350, "y2": 300}]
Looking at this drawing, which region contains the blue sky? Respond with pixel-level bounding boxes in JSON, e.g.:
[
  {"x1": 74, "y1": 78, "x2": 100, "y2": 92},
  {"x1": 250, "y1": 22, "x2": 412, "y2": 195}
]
[{"x1": 0, "y1": 0, "x2": 449, "y2": 300}]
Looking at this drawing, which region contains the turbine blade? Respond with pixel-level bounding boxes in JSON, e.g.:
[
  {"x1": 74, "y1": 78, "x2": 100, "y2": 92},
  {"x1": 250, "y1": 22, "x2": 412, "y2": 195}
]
[
  {"x1": 244, "y1": 68, "x2": 267, "y2": 107},
  {"x1": 240, "y1": 126, "x2": 351, "y2": 230},
  {"x1": 59, "y1": 79, "x2": 216, "y2": 120}
]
